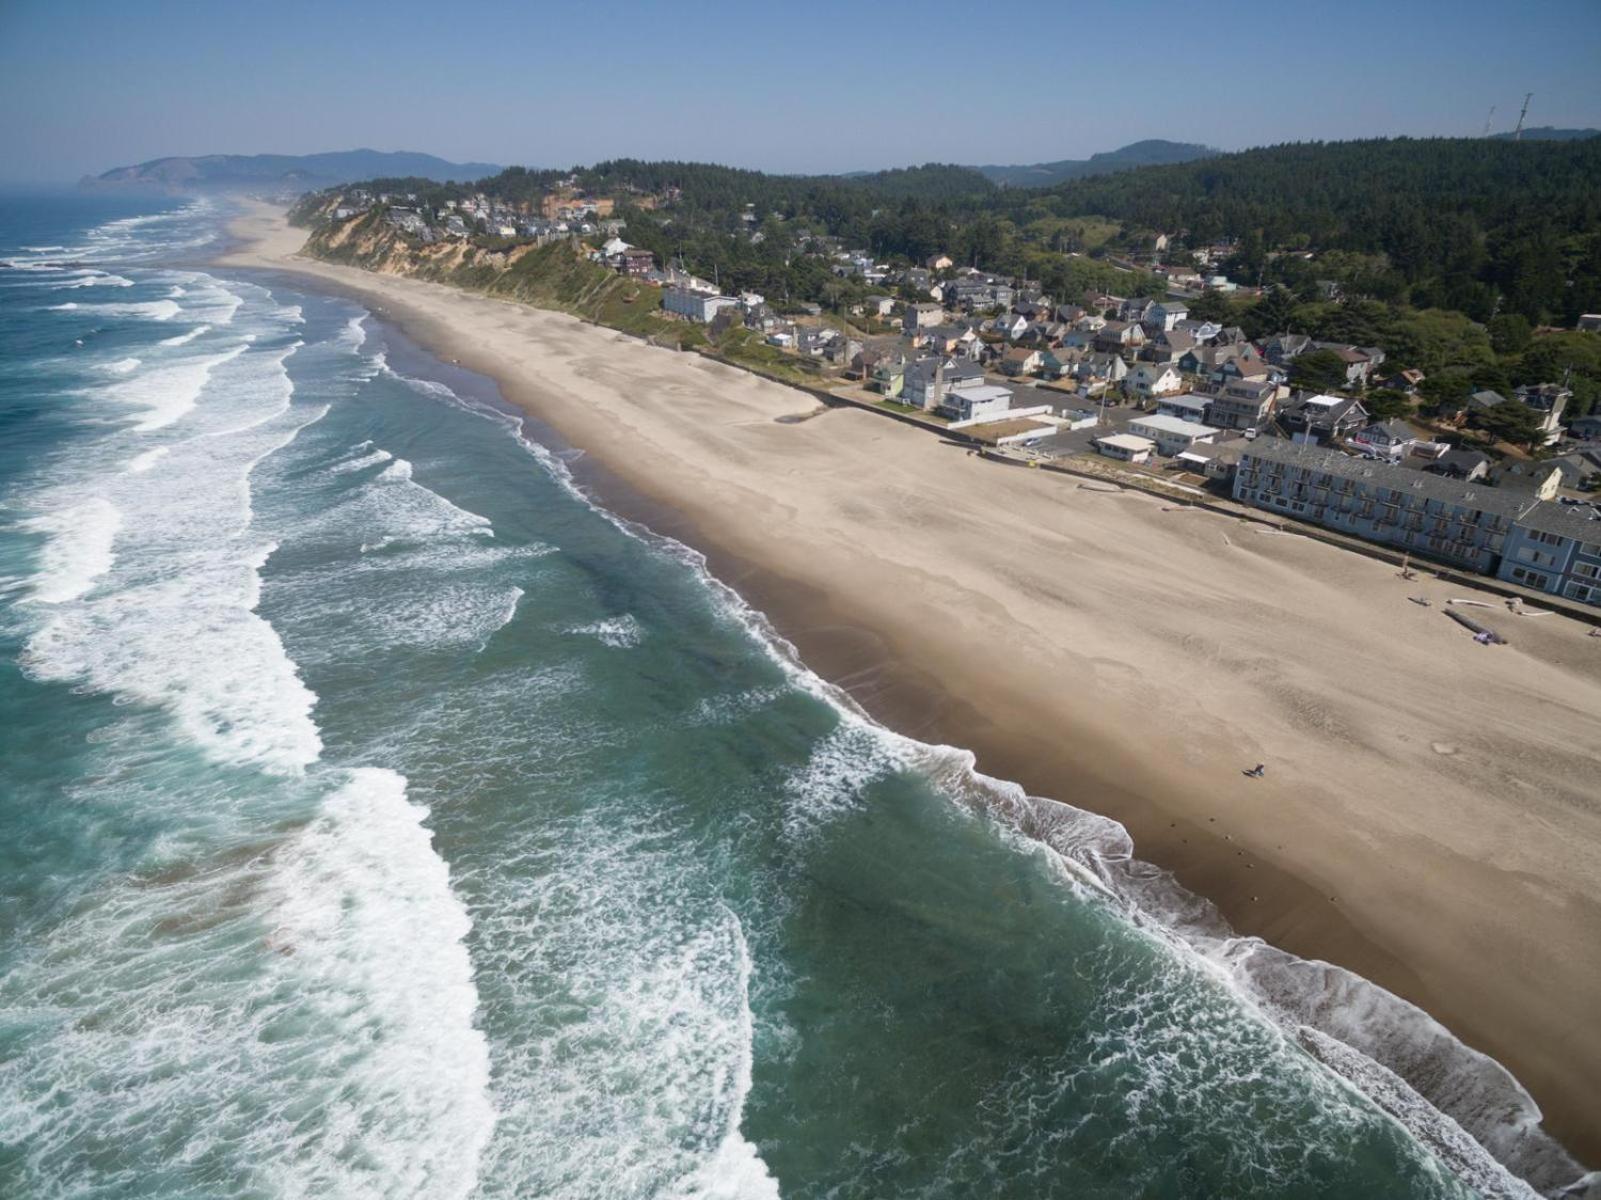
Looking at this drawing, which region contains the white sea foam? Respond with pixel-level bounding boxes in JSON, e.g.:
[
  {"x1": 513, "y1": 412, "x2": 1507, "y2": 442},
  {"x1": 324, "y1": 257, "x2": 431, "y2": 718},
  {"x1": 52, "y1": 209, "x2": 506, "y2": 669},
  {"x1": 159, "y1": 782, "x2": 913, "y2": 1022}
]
[
  {"x1": 174, "y1": 279, "x2": 244, "y2": 325},
  {"x1": 5, "y1": 272, "x2": 495, "y2": 1197},
  {"x1": 100, "y1": 356, "x2": 142, "y2": 375},
  {"x1": 566, "y1": 614, "x2": 643, "y2": 649},
  {"x1": 0, "y1": 765, "x2": 493, "y2": 1200},
  {"x1": 102, "y1": 343, "x2": 250, "y2": 432},
  {"x1": 468, "y1": 807, "x2": 777, "y2": 1200},
  {"x1": 126, "y1": 446, "x2": 169, "y2": 474},
  {"x1": 60, "y1": 270, "x2": 134, "y2": 289},
  {"x1": 23, "y1": 336, "x2": 324, "y2": 774},
  {"x1": 338, "y1": 314, "x2": 368, "y2": 351},
  {"x1": 18, "y1": 498, "x2": 123, "y2": 604},
  {"x1": 159, "y1": 324, "x2": 210, "y2": 347},
  {"x1": 259, "y1": 768, "x2": 495, "y2": 1200},
  {"x1": 330, "y1": 446, "x2": 394, "y2": 475},
  {"x1": 283, "y1": 442, "x2": 542, "y2": 652},
  {"x1": 51, "y1": 298, "x2": 182, "y2": 321}
]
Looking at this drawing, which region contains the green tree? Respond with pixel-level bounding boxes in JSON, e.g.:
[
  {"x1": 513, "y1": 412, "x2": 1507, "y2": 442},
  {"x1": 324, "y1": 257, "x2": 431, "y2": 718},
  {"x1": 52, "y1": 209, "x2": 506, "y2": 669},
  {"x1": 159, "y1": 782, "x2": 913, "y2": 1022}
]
[
  {"x1": 1418, "y1": 372, "x2": 1473, "y2": 416},
  {"x1": 1365, "y1": 388, "x2": 1412, "y2": 420},
  {"x1": 1487, "y1": 312, "x2": 1533, "y2": 355},
  {"x1": 1240, "y1": 286, "x2": 1297, "y2": 340},
  {"x1": 1470, "y1": 400, "x2": 1544, "y2": 450},
  {"x1": 1290, "y1": 348, "x2": 1350, "y2": 393},
  {"x1": 1186, "y1": 291, "x2": 1235, "y2": 322}
]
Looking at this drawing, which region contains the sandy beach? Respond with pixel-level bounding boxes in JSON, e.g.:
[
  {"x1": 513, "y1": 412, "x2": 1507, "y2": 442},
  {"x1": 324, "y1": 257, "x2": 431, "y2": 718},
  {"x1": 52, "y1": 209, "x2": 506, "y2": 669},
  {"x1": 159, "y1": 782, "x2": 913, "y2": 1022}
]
[{"x1": 218, "y1": 203, "x2": 1601, "y2": 1167}]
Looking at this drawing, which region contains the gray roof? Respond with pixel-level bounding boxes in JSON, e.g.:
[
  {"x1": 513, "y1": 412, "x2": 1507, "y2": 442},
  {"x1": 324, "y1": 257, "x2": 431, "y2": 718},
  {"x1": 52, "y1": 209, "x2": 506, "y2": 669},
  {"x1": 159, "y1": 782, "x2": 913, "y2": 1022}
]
[
  {"x1": 1513, "y1": 500, "x2": 1601, "y2": 542},
  {"x1": 1429, "y1": 448, "x2": 1492, "y2": 471},
  {"x1": 904, "y1": 357, "x2": 981, "y2": 385},
  {"x1": 1240, "y1": 439, "x2": 1539, "y2": 519},
  {"x1": 1223, "y1": 378, "x2": 1276, "y2": 397},
  {"x1": 1364, "y1": 419, "x2": 1418, "y2": 440}
]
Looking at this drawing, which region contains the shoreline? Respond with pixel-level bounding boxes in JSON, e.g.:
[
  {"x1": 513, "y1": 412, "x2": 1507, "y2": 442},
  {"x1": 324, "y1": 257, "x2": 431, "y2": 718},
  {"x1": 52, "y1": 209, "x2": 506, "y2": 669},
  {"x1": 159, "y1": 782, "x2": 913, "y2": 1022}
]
[{"x1": 214, "y1": 203, "x2": 1601, "y2": 1175}]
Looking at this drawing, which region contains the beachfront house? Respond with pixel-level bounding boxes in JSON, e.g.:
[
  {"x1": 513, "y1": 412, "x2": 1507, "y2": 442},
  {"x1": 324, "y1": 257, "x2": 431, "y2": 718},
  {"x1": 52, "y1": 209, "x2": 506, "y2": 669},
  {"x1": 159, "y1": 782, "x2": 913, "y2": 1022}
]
[
  {"x1": 870, "y1": 358, "x2": 906, "y2": 398},
  {"x1": 1233, "y1": 439, "x2": 1535, "y2": 572},
  {"x1": 1496, "y1": 503, "x2": 1601, "y2": 604},
  {"x1": 902, "y1": 357, "x2": 984, "y2": 412},
  {"x1": 1127, "y1": 414, "x2": 1223, "y2": 457},
  {"x1": 663, "y1": 287, "x2": 739, "y2": 323},
  {"x1": 1174, "y1": 438, "x2": 1250, "y2": 482},
  {"x1": 939, "y1": 383, "x2": 1016, "y2": 423},
  {"x1": 1095, "y1": 433, "x2": 1156, "y2": 464}
]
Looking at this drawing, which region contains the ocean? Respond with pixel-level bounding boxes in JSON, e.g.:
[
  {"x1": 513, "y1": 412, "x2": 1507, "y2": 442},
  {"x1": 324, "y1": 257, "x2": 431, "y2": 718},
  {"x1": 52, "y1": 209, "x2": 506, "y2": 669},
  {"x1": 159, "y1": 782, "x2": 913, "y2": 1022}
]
[{"x1": 0, "y1": 191, "x2": 1575, "y2": 1199}]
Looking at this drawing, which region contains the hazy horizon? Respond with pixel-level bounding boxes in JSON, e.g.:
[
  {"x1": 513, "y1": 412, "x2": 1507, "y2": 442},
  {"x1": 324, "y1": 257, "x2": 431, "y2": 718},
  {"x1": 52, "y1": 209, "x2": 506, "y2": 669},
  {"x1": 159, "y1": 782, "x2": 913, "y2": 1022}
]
[{"x1": 2, "y1": 0, "x2": 1599, "y2": 184}]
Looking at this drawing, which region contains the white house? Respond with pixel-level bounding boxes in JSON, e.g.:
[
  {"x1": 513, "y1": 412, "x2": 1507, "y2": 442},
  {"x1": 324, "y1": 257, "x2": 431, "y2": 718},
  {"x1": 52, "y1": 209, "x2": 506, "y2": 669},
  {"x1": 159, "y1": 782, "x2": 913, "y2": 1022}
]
[
  {"x1": 1145, "y1": 300, "x2": 1189, "y2": 332},
  {"x1": 1094, "y1": 433, "x2": 1156, "y2": 464},
  {"x1": 1128, "y1": 413, "x2": 1223, "y2": 457},
  {"x1": 993, "y1": 313, "x2": 1029, "y2": 340},
  {"x1": 940, "y1": 383, "x2": 1014, "y2": 422},
  {"x1": 663, "y1": 287, "x2": 739, "y2": 323},
  {"x1": 1125, "y1": 363, "x2": 1186, "y2": 400}
]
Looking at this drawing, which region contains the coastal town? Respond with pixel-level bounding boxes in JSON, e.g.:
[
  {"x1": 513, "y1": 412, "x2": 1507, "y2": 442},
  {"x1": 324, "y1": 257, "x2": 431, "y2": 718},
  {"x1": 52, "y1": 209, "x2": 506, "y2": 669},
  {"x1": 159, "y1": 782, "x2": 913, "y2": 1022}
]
[{"x1": 309, "y1": 179, "x2": 1601, "y2": 612}]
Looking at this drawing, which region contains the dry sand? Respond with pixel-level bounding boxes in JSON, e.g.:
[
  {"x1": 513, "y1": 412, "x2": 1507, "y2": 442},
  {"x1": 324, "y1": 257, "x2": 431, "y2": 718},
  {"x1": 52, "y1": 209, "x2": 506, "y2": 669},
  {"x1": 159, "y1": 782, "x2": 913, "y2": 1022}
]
[{"x1": 218, "y1": 203, "x2": 1601, "y2": 1165}]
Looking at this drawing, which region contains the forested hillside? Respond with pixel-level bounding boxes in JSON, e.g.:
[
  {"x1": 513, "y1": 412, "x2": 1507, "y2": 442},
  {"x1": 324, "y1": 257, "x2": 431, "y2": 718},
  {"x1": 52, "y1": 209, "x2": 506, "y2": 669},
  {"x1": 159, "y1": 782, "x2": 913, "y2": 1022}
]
[
  {"x1": 977, "y1": 139, "x2": 1220, "y2": 187},
  {"x1": 1011, "y1": 138, "x2": 1601, "y2": 324}
]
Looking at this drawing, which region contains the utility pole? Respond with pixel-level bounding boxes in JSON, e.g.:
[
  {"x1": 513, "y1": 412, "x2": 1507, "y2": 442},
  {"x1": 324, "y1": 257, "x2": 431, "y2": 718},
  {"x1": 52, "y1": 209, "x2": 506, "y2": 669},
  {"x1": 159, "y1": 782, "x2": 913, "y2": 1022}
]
[{"x1": 1513, "y1": 93, "x2": 1533, "y2": 140}]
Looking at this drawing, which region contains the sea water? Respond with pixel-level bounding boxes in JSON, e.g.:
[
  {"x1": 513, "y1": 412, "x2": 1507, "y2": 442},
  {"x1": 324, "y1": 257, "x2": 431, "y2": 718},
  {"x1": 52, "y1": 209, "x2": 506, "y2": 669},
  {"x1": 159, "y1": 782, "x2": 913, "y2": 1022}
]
[{"x1": 0, "y1": 192, "x2": 1586, "y2": 1199}]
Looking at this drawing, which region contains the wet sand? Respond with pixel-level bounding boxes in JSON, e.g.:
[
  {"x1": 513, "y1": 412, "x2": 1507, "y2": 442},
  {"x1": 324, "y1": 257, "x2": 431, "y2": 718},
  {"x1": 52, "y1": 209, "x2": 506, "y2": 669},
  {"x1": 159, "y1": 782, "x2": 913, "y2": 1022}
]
[{"x1": 217, "y1": 203, "x2": 1601, "y2": 1169}]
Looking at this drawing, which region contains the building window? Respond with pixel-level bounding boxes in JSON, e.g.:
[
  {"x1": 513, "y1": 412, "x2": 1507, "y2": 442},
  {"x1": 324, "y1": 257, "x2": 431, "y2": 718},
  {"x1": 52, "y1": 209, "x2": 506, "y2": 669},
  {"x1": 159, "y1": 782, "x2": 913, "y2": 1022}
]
[{"x1": 1510, "y1": 567, "x2": 1551, "y2": 589}]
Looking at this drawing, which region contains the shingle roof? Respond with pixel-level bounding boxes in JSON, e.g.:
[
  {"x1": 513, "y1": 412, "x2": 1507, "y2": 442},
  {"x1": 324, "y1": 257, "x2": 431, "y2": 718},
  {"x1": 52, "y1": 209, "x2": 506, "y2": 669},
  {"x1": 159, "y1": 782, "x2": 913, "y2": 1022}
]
[
  {"x1": 1513, "y1": 500, "x2": 1601, "y2": 541},
  {"x1": 1240, "y1": 439, "x2": 1538, "y2": 519}
]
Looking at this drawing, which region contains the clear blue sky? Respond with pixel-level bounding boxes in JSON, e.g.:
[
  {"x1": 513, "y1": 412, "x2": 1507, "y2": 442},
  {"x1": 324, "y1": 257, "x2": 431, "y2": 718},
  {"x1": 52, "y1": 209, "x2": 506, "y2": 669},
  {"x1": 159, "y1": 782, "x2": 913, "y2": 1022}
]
[{"x1": 2, "y1": 0, "x2": 1598, "y2": 182}]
